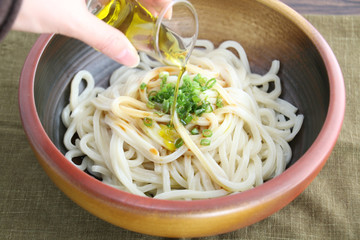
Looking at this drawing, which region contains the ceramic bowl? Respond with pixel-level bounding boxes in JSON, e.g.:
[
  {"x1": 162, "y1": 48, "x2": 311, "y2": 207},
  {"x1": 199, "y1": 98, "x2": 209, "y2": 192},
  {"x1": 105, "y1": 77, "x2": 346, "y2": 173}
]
[{"x1": 19, "y1": 0, "x2": 345, "y2": 237}]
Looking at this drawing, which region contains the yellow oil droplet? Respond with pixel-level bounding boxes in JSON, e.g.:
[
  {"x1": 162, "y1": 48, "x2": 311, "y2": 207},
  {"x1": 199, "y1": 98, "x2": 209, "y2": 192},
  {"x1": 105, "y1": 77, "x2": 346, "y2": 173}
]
[
  {"x1": 158, "y1": 124, "x2": 179, "y2": 151},
  {"x1": 150, "y1": 148, "x2": 158, "y2": 155}
]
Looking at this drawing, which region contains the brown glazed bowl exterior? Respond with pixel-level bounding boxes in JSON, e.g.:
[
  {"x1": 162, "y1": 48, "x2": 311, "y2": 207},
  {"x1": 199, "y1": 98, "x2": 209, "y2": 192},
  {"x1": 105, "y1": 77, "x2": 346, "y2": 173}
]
[{"x1": 18, "y1": 0, "x2": 345, "y2": 238}]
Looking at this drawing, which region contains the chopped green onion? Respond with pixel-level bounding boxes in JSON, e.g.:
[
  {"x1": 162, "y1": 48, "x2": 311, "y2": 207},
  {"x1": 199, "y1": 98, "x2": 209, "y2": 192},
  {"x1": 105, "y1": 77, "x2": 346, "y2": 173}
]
[
  {"x1": 180, "y1": 118, "x2": 187, "y2": 125},
  {"x1": 200, "y1": 139, "x2": 211, "y2": 146},
  {"x1": 184, "y1": 114, "x2": 193, "y2": 124},
  {"x1": 146, "y1": 101, "x2": 155, "y2": 109},
  {"x1": 202, "y1": 129, "x2": 213, "y2": 137},
  {"x1": 154, "y1": 111, "x2": 164, "y2": 116},
  {"x1": 205, "y1": 78, "x2": 217, "y2": 89},
  {"x1": 182, "y1": 74, "x2": 191, "y2": 83},
  {"x1": 143, "y1": 72, "x2": 217, "y2": 126},
  {"x1": 216, "y1": 96, "x2": 224, "y2": 108},
  {"x1": 162, "y1": 99, "x2": 170, "y2": 113},
  {"x1": 190, "y1": 127, "x2": 199, "y2": 135},
  {"x1": 192, "y1": 95, "x2": 201, "y2": 103},
  {"x1": 205, "y1": 104, "x2": 213, "y2": 113},
  {"x1": 140, "y1": 82, "x2": 147, "y2": 90},
  {"x1": 193, "y1": 73, "x2": 202, "y2": 82},
  {"x1": 148, "y1": 90, "x2": 157, "y2": 99},
  {"x1": 174, "y1": 138, "x2": 184, "y2": 148},
  {"x1": 195, "y1": 108, "x2": 206, "y2": 116},
  {"x1": 143, "y1": 117, "x2": 153, "y2": 127}
]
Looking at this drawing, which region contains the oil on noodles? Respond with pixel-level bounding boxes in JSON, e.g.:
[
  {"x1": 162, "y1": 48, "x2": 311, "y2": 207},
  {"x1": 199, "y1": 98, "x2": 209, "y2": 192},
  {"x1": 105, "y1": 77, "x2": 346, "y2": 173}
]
[{"x1": 62, "y1": 40, "x2": 303, "y2": 200}]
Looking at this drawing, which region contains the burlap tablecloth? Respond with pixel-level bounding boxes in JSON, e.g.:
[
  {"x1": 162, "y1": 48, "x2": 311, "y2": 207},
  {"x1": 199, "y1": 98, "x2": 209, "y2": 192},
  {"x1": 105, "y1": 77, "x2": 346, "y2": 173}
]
[{"x1": 0, "y1": 15, "x2": 359, "y2": 239}]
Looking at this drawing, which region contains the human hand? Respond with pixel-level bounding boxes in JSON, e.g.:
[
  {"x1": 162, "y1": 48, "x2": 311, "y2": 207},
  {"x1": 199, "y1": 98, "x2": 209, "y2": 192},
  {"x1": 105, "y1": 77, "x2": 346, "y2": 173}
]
[{"x1": 12, "y1": 0, "x2": 171, "y2": 67}]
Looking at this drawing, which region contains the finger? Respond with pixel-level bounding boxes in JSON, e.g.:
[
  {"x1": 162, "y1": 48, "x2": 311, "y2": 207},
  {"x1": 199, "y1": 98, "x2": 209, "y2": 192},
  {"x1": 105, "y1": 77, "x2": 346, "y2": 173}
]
[
  {"x1": 163, "y1": 7, "x2": 172, "y2": 19},
  {"x1": 67, "y1": 11, "x2": 140, "y2": 67}
]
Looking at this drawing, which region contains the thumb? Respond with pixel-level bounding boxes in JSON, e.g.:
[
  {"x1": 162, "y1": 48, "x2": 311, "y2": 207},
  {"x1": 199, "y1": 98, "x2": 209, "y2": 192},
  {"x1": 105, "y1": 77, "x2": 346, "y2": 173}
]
[{"x1": 68, "y1": 11, "x2": 140, "y2": 67}]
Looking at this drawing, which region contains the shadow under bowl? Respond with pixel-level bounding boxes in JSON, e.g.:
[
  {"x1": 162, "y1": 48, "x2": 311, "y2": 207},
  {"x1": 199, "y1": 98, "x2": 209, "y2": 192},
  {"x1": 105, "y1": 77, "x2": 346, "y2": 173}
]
[{"x1": 18, "y1": 0, "x2": 345, "y2": 237}]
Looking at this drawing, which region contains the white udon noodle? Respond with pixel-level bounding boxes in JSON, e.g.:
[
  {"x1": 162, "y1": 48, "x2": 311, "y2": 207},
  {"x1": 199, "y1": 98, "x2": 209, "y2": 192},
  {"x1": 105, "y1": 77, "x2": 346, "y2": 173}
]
[{"x1": 62, "y1": 40, "x2": 303, "y2": 200}]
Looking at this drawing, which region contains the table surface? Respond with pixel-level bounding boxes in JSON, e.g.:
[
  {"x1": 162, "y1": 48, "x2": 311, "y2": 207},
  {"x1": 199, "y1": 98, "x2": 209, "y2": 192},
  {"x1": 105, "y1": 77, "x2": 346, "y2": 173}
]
[
  {"x1": 282, "y1": 0, "x2": 360, "y2": 15},
  {"x1": 0, "y1": 1, "x2": 359, "y2": 240}
]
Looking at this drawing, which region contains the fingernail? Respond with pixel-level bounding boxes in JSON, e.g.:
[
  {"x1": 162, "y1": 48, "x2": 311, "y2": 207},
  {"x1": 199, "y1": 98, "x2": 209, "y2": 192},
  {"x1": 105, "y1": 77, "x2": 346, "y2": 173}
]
[{"x1": 114, "y1": 48, "x2": 140, "y2": 67}]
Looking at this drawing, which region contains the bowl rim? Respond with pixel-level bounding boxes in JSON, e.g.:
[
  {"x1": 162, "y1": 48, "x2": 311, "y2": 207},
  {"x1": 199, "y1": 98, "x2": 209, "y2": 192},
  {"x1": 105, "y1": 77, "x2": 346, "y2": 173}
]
[{"x1": 18, "y1": 0, "x2": 345, "y2": 226}]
